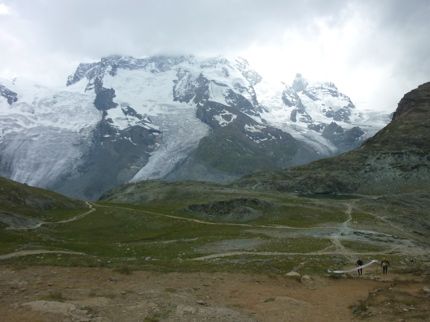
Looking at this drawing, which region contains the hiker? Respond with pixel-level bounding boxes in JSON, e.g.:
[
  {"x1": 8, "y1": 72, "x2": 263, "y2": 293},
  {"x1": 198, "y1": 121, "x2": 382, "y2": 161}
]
[
  {"x1": 356, "y1": 259, "x2": 363, "y2": 276},
  {"x1": 381, "y1": 259, "x2": 390, "y2": 274}
]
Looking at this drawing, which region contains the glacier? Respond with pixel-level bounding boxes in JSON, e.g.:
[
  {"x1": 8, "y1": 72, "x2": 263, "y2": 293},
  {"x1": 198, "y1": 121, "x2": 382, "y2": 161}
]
[{"x1": 0, "y1": 55, "x2": 390, "y2": 199}]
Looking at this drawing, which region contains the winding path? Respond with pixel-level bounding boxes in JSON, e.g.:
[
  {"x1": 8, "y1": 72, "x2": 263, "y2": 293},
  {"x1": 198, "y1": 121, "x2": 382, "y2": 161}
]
[
  {"x1": 0, "y1": 250, "x2": 86, "y2": 260},
  {"x1": 191, "y1": 249, "x2": 393, "y2": 261},
  {"x1": 9, "y1": 202, "x2": 95, "y2": 230},
  {"x1": 328, "y1": 203, "x2": 355, "y2": 261},
  {"x1": 97, "y1": 204, "x2": 340, "y2": 231},
  {"x1": 46, "y1": 202, "x2": 95, "y2": 225},
  {"x1": 190, "y1": 201, "x2": 426, "y2": 261},
  {"x1": 1, "y1": 202, "x2": 426, "y2": 263}
]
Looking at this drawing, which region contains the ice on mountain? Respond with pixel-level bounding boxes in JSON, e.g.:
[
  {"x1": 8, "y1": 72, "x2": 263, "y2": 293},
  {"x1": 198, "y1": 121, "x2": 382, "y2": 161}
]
[
  {"x1": 208, "y1": 81, "x2": 229, "y2": 106},
  {"x1": 0, "y1": 55, "x2": 389, "y2": 195},
  {"x1": 214, "y1": 110, "x2": 237, "y2": 127},
  {"x1": 244, "y1": 124, "x2": 265, "y2": 133},
  {"x1": 131, "y1": 106, "x2": 209, "y2": 181},
  {"x1": 1, "y1": 127, "x2": 90, "y2": 187}
]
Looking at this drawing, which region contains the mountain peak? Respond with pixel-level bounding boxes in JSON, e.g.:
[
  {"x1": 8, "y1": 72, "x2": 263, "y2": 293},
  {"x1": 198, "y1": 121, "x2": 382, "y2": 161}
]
[
  {"x1": 242, "y1": 81, "x2": 430, "y2": 195},
  {"x1": 392, "y1": 82, "x2": 430, "y2": 121},
  {"x1": 0, "y1": 53, "x2": 389, "y2": 199}
]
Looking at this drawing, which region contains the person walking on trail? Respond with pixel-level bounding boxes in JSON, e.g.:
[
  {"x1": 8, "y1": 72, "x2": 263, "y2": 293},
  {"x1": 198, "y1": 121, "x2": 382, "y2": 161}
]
[
  {"x1": 381, "y1": 259, "x2": 390, "y2": 274},
  {"x1": 356, "y1": 259, "x2": 364, "y2": 276}
]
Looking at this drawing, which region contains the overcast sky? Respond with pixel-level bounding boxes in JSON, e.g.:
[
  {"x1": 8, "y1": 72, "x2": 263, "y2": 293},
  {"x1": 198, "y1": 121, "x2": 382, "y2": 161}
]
[{"x1": 0, "y1": 0, "x2": 429, "y2": 112}]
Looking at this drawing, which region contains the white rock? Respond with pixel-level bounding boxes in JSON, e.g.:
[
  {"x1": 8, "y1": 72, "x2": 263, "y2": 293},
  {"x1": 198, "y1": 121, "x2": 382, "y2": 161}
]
[{"x1": 285, "y1": 271, "x2": 301, "y2": 280}]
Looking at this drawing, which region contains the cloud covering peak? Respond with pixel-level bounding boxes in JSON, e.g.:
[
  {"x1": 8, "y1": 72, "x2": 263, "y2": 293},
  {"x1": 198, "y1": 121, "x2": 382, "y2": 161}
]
[{"x1": 0, "y1": 0, "x2": 429, "y2": 111}]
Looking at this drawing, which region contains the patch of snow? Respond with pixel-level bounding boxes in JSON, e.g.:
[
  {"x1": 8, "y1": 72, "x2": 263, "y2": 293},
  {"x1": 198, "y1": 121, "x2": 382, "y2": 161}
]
[
  {"x1": 131, "y1": 106, "x2": 209, "y2": 181},
  {"x1": 1, "y1": 127, "x2": 91, "y2": 187},
  {"x1": 208, "y1": 81, "x2": 229, "y2": 106},
  {"x1": 246, "y1": 134, "x2": 268, "y2": 144},
  {"x1": 214, "y1": 110, "x2": 237, "y2": 127},
  {"x1": 254, "y1": 79, "x2": 285, "y2": 110},
  {"x1": 244, "y1": 124, "x2": 266, "y2": 133},
  {"x1": 124, "y1": 136, "x2": 137, "y2": 146},
  {"x1": 0, "y1": 77, "x2": 101, "y2": 187}
]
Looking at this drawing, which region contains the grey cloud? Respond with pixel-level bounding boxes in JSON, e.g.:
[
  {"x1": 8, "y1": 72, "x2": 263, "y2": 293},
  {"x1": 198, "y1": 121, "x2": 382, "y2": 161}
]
[
  {"x1": 5, "y1": 0, "x2": 346, "y2": 56},
  {"x1": 1, "y1": 0, "x2": 429, "y2": 110}
]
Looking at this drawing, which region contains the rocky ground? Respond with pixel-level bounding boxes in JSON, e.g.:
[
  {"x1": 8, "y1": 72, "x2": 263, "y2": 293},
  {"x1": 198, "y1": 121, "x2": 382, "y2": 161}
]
[{"x1": 1, "y1": 265, "x2": 429, "y2": 322}]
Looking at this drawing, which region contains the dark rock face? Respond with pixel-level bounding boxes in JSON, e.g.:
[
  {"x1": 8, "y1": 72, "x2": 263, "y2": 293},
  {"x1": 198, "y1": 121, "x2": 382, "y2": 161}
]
[
  {"x1": 290, "y1": 108, "x2": 312, "y2": 123},
  {"x1": 94, "y1": 87, "x2": 118, "y2": 111},
  {"x1": 0, "y1": 84, "x2": 18, "y2": 105},
  {"x1": 67, "y1": 55, "x2": 194, "y2": 87},
  {"x1": 225, "y1": 88, "x2": 262, "y2": 116},
  {"x1": 240, "y1": 82, "x2": 430, "y2": 195},
  {"x1": 52, "y1": 117, "x2": 161, "y2": 200},
  {"x1": 322, "y1": 122, "x2": 365, "y2": 152},
  {"x1": 167, "y1": 99, "x2": 316, "y2": 182},
  {"x1": 121, "y1": 106, "x2": 145, "y2": 120},
  {"x1": 93, "y1": 78, "x2": 118, "y2": 111},
  {"x1": 282, "y1": 87, "x2": 301, "y2": 107},
  {"x1": 324, "y1": 105, "x2": 353, "y2": 122},
  {"x1": 168, "y1": 69, "x2": 319, "y2": 183},
  {"x1": 392, "y1": 82, "x2": 430, "y2": 121},
  {"x1": 66, "y1": 62, "x2": 99, "y2": 86},
  {"x1": 307, "y1": 123, "x2": 325, "y2": 132}
]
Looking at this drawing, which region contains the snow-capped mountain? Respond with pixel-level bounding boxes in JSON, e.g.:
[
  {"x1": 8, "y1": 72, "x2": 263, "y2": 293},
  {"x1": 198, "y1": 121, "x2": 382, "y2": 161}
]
[
  {"x1": 0, "y1": 55, "x2": 389, "y2": 199},
  {"x1": 255, "y1": 73, "x2": 390, "y2": 154}
]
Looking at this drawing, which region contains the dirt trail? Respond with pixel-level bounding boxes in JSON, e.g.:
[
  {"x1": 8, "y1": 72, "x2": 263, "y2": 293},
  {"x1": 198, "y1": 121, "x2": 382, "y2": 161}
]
[
  {"x1": 96, "y1": 203, "x2": 427, "y2": 261},
  {"x1": 47, "y1": 201, "x2": 95, "y2": 225},
  {"x1": 191, "y1": 202, "x2": 408, "y2": 262},
  {"x1": 2, "y1": 265, "x2": 426, "y2": 322},
  {"x1": 0, "y1": 250, "x2": 86, "y2": 260},
  {"x1": 97, "y1": 203, "x2": 340, "y2": 230},
  {"x1": 2, "y1": 202, "x2": 425, "y2": 263},
  {"x1": 4, "y1": 202, "x2": 95, "y2": 230},
  {"x1": 328, "y1": 202, "x2": 355, "y2": 261},
  {"x1": 192, "y1": 250, "x2": 391, "y2": 261}
]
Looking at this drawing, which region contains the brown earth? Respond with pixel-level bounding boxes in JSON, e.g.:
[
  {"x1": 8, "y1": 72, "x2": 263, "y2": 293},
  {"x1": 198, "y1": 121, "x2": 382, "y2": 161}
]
[{"x1": 1, "y1": 265, "x2": 429, "y2": 322}]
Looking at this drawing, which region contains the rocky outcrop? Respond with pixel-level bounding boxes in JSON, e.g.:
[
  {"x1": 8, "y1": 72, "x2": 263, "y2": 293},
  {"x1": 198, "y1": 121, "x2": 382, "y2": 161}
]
[{"x1": 0, "y1": 84, "x2": 18, "y2": 105}]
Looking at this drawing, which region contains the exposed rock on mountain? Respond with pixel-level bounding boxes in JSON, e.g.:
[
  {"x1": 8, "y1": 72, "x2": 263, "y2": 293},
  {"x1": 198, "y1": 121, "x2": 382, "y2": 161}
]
[
  {"x1": 0, "y1": 84, "x2": 18, "y2": 105},
  {"x1": 0, "y1": 56, "x2": 388, "y2": 199},
  {"x1": 239, "y1": 82, "x2": 430, "y2": 194}
]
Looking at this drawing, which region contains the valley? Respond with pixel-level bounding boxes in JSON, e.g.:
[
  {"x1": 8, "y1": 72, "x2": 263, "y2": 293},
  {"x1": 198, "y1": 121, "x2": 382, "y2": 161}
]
[
  {"x1": 1, "y1": 1, "x2": 429, "y2": 321},
  {"x1": 2, "y1": 190, "x2": 429, "y2": 271},
  {"x1": 0, "y1": 52, "x2": 429, "y2": 322},
  {"x1": 1, "y1": 189, "x2": 429, "y2": 321}
]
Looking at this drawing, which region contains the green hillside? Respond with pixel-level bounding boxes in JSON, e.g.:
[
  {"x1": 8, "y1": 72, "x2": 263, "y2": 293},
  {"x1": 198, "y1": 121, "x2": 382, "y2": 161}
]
[{"x1": 0, "y1": 176, "x2": 86, "y2": 220}]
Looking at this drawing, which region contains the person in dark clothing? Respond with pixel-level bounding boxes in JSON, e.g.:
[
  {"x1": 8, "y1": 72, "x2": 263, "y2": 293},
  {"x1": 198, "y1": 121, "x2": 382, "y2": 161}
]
[
  {"x1": 381, "y1": 259, "x2": 390, "y2": 274},
  {"x1": 356, "y1": 259, "x2": 364, "y2": 276}
]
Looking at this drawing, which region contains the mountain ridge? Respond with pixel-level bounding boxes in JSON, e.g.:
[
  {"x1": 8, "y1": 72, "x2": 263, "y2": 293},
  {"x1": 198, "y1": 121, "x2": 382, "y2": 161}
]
[
  {"x1": 0, "y1": 55, "x2": 389, "y2": 199},
  {"x1": 238, "y1": 82, "x2": 430, "y2": 194}
]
